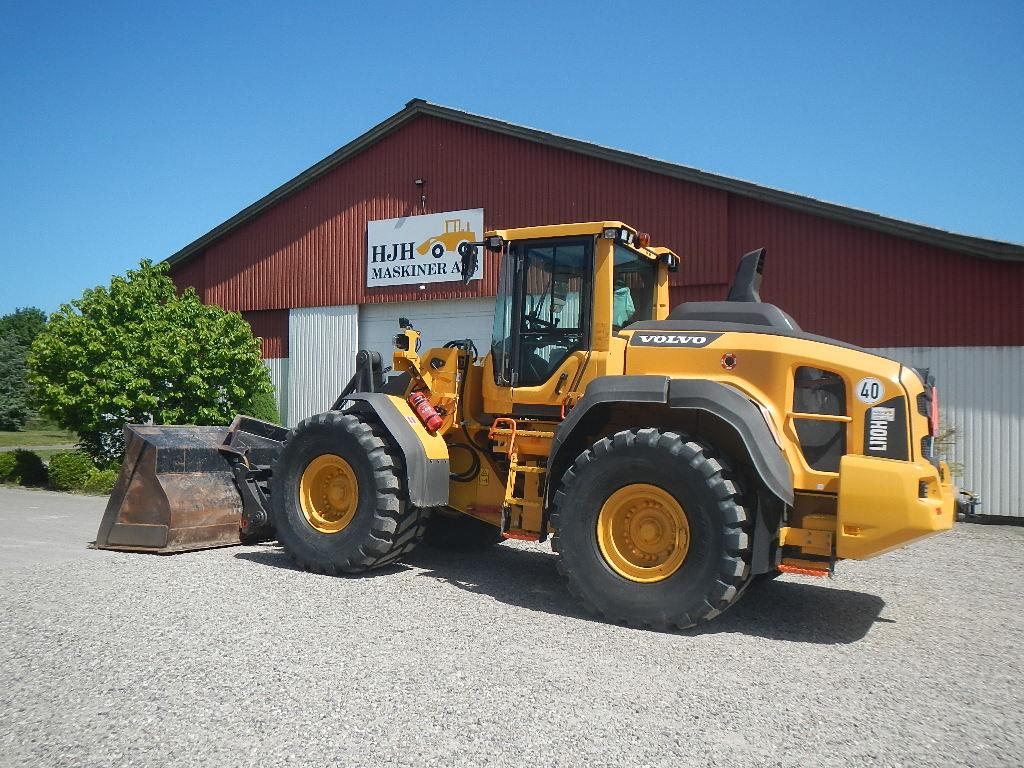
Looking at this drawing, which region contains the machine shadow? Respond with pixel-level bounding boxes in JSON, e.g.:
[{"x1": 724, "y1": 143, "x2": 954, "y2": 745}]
[
  {"x1": 403, "y1": 544, "x2": 886, "y2": 644},
  {"x1": 237, "y1": 541, "x2": 885, "y2": 644},
  {"x1": 234, "y1": 546, "x2": 412, "y2": 576}
]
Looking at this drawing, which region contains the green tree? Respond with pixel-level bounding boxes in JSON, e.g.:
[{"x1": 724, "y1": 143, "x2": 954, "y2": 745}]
[
  {"x1": 0, "y1": 333, "x2": 31, "y2": 430},
  {"x1": 0, "y1": 307, "x2": 47, "y2": 348},
  {"x1": 0, "y1": 307, "x2": 47, "y2": 431},
  {"x1": 28, "y1": 260, "x2": 272, "y2": 462}
]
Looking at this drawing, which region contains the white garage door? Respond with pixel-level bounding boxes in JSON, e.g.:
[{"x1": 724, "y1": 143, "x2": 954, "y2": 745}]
[
  {"x1": 359, "y1": 298, "x2": 497, "y2": 367},
  {"x1": 288, "y1": 305, "x2": 359, "y2": 426}
]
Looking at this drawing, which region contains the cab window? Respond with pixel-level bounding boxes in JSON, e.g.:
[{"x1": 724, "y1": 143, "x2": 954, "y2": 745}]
[
  {"x1": 512, "y1": 239, "x2": 592, "y2": 386},
  {"x1": 612, "y1": 244, "x2": 657, "y2": 332}
]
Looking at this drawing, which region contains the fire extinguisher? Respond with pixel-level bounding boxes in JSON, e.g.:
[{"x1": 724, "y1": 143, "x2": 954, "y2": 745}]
[{"x1": 408, "y1": 390, "x2": 443, "y2": 433}]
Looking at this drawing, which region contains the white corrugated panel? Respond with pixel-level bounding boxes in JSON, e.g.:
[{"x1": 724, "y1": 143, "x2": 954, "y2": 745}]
[
  {"x1": 263, "y1": 357, "x2": 289, "y2": 426},
  {"x1": 359, "y1": 298, "x2": 497, "y2": 364},
  {"x1": 870, "y1": 346, "x2": 1023, "y2": 517},
  {"x1": 288, "y1": 305, "x2": 359, "y2": 426}
]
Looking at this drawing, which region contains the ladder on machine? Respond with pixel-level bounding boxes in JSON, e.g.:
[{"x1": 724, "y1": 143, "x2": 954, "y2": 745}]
[{"x1": 487, "y1": 417, "x2": 554, "y2": 542}]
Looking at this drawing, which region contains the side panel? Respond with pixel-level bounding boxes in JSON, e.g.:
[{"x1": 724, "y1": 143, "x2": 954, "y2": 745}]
[
  {"x1": 622, "y1": 327, "x2": 907, "y2": 495},
  {"x1": 343, "y1": 393, "x2": 450, "y2": 508}
]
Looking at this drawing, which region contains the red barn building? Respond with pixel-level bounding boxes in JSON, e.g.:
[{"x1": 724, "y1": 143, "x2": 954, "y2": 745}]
[{"x1": 168, "y1": 99, "x2": 1024, "y2": 516}]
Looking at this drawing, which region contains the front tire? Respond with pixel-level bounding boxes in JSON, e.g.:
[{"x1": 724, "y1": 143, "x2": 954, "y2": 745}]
[
  {"x1": 271, "y1": 411, "x2": 428, "y2": 574},
  {"x1": 550, "y1": 428, "x2": 752, "y2": 630}
]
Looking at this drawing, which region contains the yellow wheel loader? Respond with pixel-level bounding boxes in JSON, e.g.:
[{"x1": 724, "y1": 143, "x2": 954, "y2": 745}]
[{"x1": 96, "y1": 220, "x2": 955, "y2": 630}]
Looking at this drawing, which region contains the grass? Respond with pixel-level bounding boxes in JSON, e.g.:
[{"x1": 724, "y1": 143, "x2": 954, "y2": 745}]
[{"x1": 0, "y1": 425, "x2": 77, "y2": 449}]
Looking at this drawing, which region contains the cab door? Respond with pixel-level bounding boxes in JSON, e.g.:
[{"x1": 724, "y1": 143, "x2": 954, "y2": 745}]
[{"x1": 483, "y1": 237, "x2": 594, "y2": 416}]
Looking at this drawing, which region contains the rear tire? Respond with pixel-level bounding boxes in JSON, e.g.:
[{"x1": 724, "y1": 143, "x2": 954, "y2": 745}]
[
  {"x1": 271, "y1": 411, "x2": 428, "y2": 574},
  {"x1": 550, "y1": 428, "x2": 752, "y2": 630},
  {"x1": 423, "y1": 510, "x2": 504, "y2": 550}
]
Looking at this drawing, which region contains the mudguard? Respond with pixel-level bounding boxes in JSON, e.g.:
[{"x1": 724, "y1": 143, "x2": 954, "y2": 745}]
[
  {"x1": 342, "y1": 392, "x2": 450, "y2": 507},
  {"x1": 549, "y1": 375, "x2": 793, "y2": 507}
]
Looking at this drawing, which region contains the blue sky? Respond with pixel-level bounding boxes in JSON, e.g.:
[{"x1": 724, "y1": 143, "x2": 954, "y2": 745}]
[{"x1": 1, "y1": 1, "x2": 1022, "y2": 314}]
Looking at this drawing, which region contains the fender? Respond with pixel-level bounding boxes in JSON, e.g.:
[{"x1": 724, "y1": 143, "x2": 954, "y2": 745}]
[
  {"x1": 549, "y1": 375, "x2": 793, "y2": 507},
  {"x1": 342, "y1": 393, "x2": 450, "y2": 507}
]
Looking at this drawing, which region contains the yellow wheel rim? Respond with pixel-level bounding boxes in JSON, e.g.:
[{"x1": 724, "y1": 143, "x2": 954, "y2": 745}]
[
  {"x1": 596, "y1": 483, "x2": 690, "y2": 583},
  {"x1": 299, "y1": 454, "x2": 359, "y2": 534}
]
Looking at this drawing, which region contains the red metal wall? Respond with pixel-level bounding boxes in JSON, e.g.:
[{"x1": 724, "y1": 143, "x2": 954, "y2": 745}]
[
  {"x1": 241, "y1": 309, "x2": 289, "y2": 358},
  {"x1": 173, "y1": 114, "x2": 1024, "y2": 348},
  {"x1": 172, "y1": 255, "x2": 206, "y2": 298}
]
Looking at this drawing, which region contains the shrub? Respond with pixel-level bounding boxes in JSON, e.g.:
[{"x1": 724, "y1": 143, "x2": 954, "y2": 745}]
[
  {"x1": 241, "y1": 388, "x2": 280, "y2": 425},
  {"x1": 4, "y1": 450, "x2": 47, "y2": 486},
  {"x1": 0, "y1": 451, "x2": 15, "y2": 480},
  {"x1": 28, "y1": 260, "x2": 272, "y2": 463},
  {"x1": 82, "y1": 468, "x2": 118, "y2": 495},
  {"x1": 48, "y1": 451, "x2": 97, "y2": 491}
]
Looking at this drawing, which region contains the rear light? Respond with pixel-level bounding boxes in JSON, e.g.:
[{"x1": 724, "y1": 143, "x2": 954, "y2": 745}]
[{"x1": 930, "y1": 387, "x2": 940, "y2": 435}]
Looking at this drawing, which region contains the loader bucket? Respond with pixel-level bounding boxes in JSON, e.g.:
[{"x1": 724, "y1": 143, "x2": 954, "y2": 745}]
[{"x1": 94, "y1": 417, "x2": 287, "y2": 553}]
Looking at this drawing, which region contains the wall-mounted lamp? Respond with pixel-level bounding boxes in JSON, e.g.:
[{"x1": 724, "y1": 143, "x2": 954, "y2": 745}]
[{"x1": 414, "y1": 178, "x2": 426, "y2": 212}]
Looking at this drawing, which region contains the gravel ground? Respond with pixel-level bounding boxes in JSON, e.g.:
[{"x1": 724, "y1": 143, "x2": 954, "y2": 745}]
[{"x1": 0, "y1": 486, "x2": 1022, "y2": 768}]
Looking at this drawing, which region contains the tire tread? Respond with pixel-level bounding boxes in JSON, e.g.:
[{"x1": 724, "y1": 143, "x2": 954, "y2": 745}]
[
  {"x1": 273, "y1": 410, "x2": 428, "y2": 574},
  {"x1": 550, "y1": 428, "x2": 752, "y2": 631}
]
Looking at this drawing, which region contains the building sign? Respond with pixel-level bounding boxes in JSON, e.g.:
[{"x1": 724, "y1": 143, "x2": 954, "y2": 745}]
[{"x1": 366, "y1": 208, "x2": 485, "y2": 287}]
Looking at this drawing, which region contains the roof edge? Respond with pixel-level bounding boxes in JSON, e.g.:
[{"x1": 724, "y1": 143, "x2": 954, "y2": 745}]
[{"x1": 166, "y1": 98, "x2": 1024, "y2": 268}]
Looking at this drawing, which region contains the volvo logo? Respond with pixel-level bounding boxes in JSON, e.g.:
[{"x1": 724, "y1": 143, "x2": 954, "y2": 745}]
[{"x1": 630, "y1": 332, "x2": 722, "y2": 348}]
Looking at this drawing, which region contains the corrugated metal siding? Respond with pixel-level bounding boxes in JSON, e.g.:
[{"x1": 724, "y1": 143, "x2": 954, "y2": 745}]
[
  {"x1": 871, "y1": 345, "x2": 1023, "y2": 517},
  {"x1": 171, "y1": 253, "x2": 206, "y2": 298},
  {"x1": 263, "y1": 357, "x2": 289, "y2": 426},
  {"x1": 242, "y1": 309, "x2": 289, "y2": 358},
  {"x1": 725, "y1": 196, "x2": 1024, "y2": 347},
  {"x1": 287, "y1": 305, "x2": 358, "y2": 426},
  {"x1": 175, "y1": 112, "x2": 1024, "y2": 348},
  {"x1": 195, "y1": 114, "x2": 732, "y2": 310},
  {"x1": 358, "y1": 298, "x2": 497, "y2": 366}
]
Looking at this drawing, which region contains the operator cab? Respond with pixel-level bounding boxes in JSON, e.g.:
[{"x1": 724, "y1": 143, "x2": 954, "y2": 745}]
[{"x1": 472, "y1": 222, "x2": 674, "y2": 397}]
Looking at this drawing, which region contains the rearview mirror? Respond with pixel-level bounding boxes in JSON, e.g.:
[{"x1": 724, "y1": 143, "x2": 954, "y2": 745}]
[{"x1": 457, "y1": 242, "x2": 479, "y2": 285}]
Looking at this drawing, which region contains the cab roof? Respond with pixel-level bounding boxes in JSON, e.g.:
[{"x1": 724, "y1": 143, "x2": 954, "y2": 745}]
[
  {"x1": 486, "y1": 220, "x2": 634, "y2": 241},
  {"x1": 485, "y1": 221, "x2": 676, "y2": 262}
]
